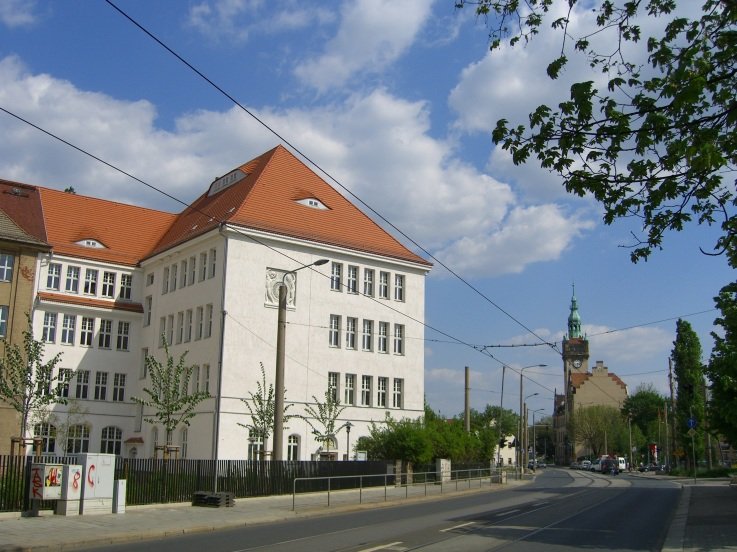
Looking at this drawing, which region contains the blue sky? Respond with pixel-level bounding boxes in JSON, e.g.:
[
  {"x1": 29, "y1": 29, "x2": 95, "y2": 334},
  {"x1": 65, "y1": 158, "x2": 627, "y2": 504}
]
[{"x1": 1, "y1": 0, "x2": 730, "y2": 419}]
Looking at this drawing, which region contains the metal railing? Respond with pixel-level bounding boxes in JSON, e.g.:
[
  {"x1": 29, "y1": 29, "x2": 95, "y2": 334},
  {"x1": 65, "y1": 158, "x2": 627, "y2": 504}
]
[{"x1": 292, "y1": 467, "x2": 505, "y2": 510}]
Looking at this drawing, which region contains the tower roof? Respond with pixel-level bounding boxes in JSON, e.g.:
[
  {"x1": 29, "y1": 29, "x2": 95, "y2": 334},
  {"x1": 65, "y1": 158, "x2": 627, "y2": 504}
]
[{"x1": 567, "y1": 284, "x2": 583, "y2": 339}]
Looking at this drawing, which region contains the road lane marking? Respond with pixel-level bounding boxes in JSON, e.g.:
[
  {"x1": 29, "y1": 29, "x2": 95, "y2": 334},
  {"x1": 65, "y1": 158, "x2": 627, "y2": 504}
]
[
  {"x1": 440, "y1": 521, "x2": 475, "y2": 532},
  {"x1": 496, "y1": 509, "x2": 521, "y2": 516},
  {"x1": 357, "y1": 542, "x2": 404, "y2": 552}
]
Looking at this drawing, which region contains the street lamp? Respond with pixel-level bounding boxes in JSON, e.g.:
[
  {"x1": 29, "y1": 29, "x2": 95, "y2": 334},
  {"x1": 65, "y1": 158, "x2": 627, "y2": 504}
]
[
  {"x1": 345, "y1": 421, "x2": 353, "y2": 460},
  {"x1": 532, "y1": 408, "x2": 545, "y2": 467},
  {"x1": 517, "y1": 364, "x2": 546, "y2": 477},
  {"x1": 524, "y1": 392, "x2": 539, "y2": 469},
  {"x1": 274, "y1": 258, "x2": 329, "y2": 461}
]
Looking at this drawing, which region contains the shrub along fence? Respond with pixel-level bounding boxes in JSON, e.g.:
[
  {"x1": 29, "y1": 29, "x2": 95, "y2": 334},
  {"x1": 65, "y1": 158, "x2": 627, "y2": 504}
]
[{"x1": 0, "y1": 455, "x2": 393, "y2": 512}]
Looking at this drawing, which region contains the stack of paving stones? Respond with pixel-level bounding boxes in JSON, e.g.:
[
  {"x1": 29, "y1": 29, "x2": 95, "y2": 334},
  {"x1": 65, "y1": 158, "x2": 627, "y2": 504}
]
[{"x1": 191, "y1": 491, "x2": 236, "y2": 507}]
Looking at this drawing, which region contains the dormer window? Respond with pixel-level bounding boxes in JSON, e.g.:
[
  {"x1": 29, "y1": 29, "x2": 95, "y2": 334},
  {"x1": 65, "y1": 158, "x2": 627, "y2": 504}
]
[
  {"x1": 297, "y1": 197, "x2": 328, "y2": 210},
  {"x1": 208, "y1": 170, "x2": 247, "y2": 196},
  {"x1": 75, "y1": 239, "x2": 106, "y2": 249}
]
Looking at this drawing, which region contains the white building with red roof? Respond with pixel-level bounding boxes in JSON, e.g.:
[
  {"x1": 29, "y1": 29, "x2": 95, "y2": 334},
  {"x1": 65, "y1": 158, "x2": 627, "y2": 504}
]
[{"x1": 5, "y1": 145, "x2": 431, "y2": 460}]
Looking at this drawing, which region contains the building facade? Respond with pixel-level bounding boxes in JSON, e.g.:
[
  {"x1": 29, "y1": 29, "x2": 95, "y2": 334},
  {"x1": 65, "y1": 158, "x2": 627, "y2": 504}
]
[{"x1": 2, "y1": 145, "x2": 431, "y2": 459}]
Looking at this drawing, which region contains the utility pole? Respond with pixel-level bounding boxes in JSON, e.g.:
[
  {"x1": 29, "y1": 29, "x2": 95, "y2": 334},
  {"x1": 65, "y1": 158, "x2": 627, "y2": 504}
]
[{"x1": 464, "y1": 366, "x2": 470, "y2": 433}]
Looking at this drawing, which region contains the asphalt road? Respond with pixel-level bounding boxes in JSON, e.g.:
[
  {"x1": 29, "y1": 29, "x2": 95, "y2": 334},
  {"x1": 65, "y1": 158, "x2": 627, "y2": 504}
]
[{"x1": 81, "y1": 468, "x2": 682, "y2": 552}]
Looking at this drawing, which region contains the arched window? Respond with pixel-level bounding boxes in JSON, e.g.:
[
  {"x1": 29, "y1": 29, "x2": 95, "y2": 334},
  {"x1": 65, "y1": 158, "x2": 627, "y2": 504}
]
[
  {"x1": 100, "y1": 426, "x2": 122, "y2": 455},
  {"x1": 287, "y1": 435, "x2": 300, "y2": 461},
  {"x1": 67, "y1": 425, "x2": 90, "y2": 454},
  {"x1": 34, "y1": 423, "x2": 57, "y2": 454}
]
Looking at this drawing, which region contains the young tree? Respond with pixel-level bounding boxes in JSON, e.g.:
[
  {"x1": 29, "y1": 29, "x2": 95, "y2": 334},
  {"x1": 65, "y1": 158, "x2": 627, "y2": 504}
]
[
  {"x1": 458, "y1": 0, "x2": 737, "y2": 265},
  {"x1": 573, "y1": 405, "x2": 625, "y2": 457},
  {"x1": 237, "y1": 362, "x2": 292, "y2": 455},
  {"x1": 0, "y1": 320, "x2": 65, "y2": 449},
  {"x1": 300, "y1": 387, "x2": 348, "y2": 456},
  {"x1": 707, "y1": 282, "x2": 737, "y2": 447},
  {"x1": 671, "y1": 319, "x2": 705, "y2": 468},
  {"x1": 131, "y1": 341, "x2": 210, "y2": 448}
]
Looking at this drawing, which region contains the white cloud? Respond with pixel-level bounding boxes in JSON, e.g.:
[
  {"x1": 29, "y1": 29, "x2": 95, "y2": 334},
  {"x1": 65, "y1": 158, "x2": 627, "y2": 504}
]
[
  {"x1": 294, "y1": 0, "x2": 435, "y2": 92},
  {"x1": 0, "y1": 0, "x2": 38, "y2": 28}
]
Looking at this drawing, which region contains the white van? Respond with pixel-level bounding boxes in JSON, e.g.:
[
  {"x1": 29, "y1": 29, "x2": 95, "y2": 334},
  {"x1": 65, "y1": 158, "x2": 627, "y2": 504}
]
[
  {"x1": 581, "y1": 460, "x2": 592, "y2": 470},
  {"x1": 617, "y1": 457, "x2": 627, "y2": 472}
]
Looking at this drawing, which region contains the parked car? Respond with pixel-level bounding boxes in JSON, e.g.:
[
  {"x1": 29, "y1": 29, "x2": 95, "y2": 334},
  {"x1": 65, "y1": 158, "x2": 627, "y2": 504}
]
[
  {"x1": 591, "y1": 459, "x2": 602, "y2": 472},
  {"x1": 580, "y1": 460, "x2": 591, "y2": 471}
]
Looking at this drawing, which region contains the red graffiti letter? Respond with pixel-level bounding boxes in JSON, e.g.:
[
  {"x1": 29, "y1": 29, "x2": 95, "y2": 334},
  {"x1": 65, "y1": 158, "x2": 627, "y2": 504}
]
[{"x1": 87, "y1": 464, "x2": 96, "y2": 487}]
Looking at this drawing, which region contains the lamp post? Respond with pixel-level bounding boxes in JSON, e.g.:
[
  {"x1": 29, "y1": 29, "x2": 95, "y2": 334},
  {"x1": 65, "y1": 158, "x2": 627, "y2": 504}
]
[
  {"x1": 345, "y1": 421, "x2": 353, "y2": 460},
  {"x1": 274, "y1": 258, "x2": 329, "y2": 461},
  {"x1": 523, "y1": 392, "x2": 539, "y2": 470},
  {"x1": 518, "y1": 363, "x2": 546, "y2": 476},
  {"x1": 532, "y1": 408, "x2": 545, "y2": 467}
]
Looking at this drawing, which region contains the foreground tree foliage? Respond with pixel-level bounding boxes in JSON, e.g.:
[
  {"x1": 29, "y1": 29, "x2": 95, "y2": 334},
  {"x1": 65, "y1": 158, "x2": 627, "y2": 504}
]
[
  {"x1": 458, "y1": 0, "x2": 737, "y2": 264},
  {"x1": 237, "y1": 362, "x2": 291, "y2": 453},
  {"x1": 572, "y1": 405, "x2": 627, "y2": 457}
]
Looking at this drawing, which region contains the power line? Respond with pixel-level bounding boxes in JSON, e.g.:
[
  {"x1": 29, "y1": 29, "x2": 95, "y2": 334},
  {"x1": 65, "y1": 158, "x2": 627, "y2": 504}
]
[{"x1": 104, "y1": 0, "x2": 558, "y2": 356}]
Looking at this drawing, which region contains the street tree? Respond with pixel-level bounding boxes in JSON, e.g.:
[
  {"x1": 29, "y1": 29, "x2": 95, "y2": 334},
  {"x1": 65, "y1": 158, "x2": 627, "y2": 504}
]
[
  {"x1": 300, "y1": 386, "x2": 347, "y2": 457},
  {"x1": 622, "y1": 383, "x2": 668, "y2": 440},
  {"x1": 131, "y1": 341, "x2": 210, "y2": 449},
  {"x1": 707, "y1": 282, "x2": 737, "y2": 447},
  {"x1": 237, "y1": 362, "x2": 292, "y2": 454},
  {"x1": 573, "y1": 404, "x2": 626, "y2": 457},
  {"x1": 0, "y1": 319, "x2": 65, "y2": 450},
  {"x1": 458, "y1": 0, "x2": 737, "y2": 264},
  {"x1": 671, "y1": 319, "x2": 705, "y2": 468}
]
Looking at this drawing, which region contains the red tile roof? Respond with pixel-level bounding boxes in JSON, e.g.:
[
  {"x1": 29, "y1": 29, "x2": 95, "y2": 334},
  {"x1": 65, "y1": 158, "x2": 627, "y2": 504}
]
[
  {"x1": 150, "y1": 145, "x2": 431, "y2": 266},
  {"x1": 0, "y1": 180, "x2": 49, "y2": 247}
]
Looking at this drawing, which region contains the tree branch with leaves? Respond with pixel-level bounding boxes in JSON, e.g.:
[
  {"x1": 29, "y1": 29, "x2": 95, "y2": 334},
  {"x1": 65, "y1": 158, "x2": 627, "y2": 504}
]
[
  {"x1": 300, "y1": 386, "x2": 348, "y2": 453},
  {"x1": 237, "y1": 362, "x2": 292, "y2": 452}
]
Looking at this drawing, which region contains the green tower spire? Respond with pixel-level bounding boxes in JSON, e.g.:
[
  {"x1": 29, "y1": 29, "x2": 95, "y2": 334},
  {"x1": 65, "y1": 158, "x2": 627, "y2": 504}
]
[{"x1": 568, "y1": 284, "x2": 582, "y2": 339}]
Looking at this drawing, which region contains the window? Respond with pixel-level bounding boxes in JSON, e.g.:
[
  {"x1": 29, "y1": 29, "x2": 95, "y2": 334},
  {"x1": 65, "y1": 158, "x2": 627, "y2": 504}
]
[
  {"x1": 394, "y1": 274, "x2": 405, "y2": 301},
  {"x1": 135, "y1": 403, "x2": 143, "y2": 432},
  {"x1": 34, "y1": 423, "x2": 56, "y2": 454},
  {"x1": 167, "y1": 314, "x2": 174, "y2": 345},
  {"x1": 393, "y1": 324, "x2": 404, "y2": 355},
  {"x1": 363, "y1": 269, "x2": 374, "y2": 296},
  {"x1": 170, "y1": 264, "x2": 178, "y2": 292},
  {"x1": 102, "y1": 271, "x2": 116, "y2": 298},
  {"x1": 344, "y1": 374, "x2": 355, "y2": 405},
  {"x1": 140, "y1": 348, "x2": 149, "y2": 379},
  {"x1": 185, "y1": 309, "x2": 193, "y2": 342},
  {"x1": 0, "y1": 305, "x2": 6, "y2": 338},
  {"x1": 94, "y1": 371, "x2": 108, "y2": 400},
  {"x1": 209, "y1": 248, "x2": 217, "y2": 278},
  {"x1": 57, "y1": 368, "x2": 73, "y2": 398},
  {"x1": 329, "y1": 315, "x2": 341, "y2": 347},
  {"x1": 80, "y1": 317, "x2": 94, "y2": 346},
  {"x1": 378, "y1": 322, "x2": 388, "y2": 353},
  {"x1": 180, "y1": 260, "x2": 188, "y2": 288},
  {"x1": 361, "y1": 375, "x2": 372, "y2": 407},
  {"x1": 248, "y1": 432, "x2": 264, "y2": 460},
  {"x1": 203, "y1": 364, "x2": 210, "y2": 393},
  {"x1": 47, "y1": 263, "x2": 61, "y2": 290},
  {"x1": 346, "y1": 317, "x2": 357, "y2": 349},
  {"x1": 195, "y1": 307, "x2": 203, "y2": 340},
  {"x1": 205, "y1": 304, "x2": 213, "y2": 338},
  {"x1": 75, "y1": 370, "x2": 90, "y2": 399},
  {"x1": 67, "y1": 425, "x2": 90, "y2": 454},
  {"x1": 393, "y1": 379, "x2": 403, "y2": 408},
  {"x1": 66, "y1": 266, "x2": 80, "y2": 292},
  {"x1": 176, "y1": 312, "x2": 184, "y2": 344},
  {"x1": 116, "y1": 321, "x2": 130, "y2": 351},
  {"x1": 379, "y1": 271, "x2": 389, "y2": 299},
  {"x1": 119, "y1": 274, "x2": 132, "y2": 300},
  {"x1": 377, "y1": 377, "x2": 388, "y2": 407},
  {"x1": 287, "y1": 435, "x2": 300, "y2": 461},
  {"x1": 181, "y1": 428, "x2": 188, "y2": 459},
  {"x1": 347, "y1": 265, "x2": 358, "y2": 293},
  {"x1": 191, "y1": 365, "x2": 200, "y2": 394},
  {"x1": 61, "y1": 314, "x2": 76, "y2": 345},
  {"x1": 159, "y1": 317, "x2": 167, "y2": 347},
  {"x1": 0, "y1": 253, "x2": 14, "y2": 281},
  {"x1": 328, "y1": 372, "x2": 339, "y2": 401},
  {"x1": 330, "y1": 262, "x2": 342, "y2": 291},
  {"x1": 84, "y1": 269, "x2": 98, "y2": 295},
  {"x1": 100, "y1": 426, "x2": 122, "y2": 455},
  {"x1": 113, "y1": 373, "x2": 126, "y2": 402},
  {"x1": 98, "y1": 319, "x2": 113, "y2": 349},
  {"x1": 200, "y1": 252, "x2": 208, "y2": 281},
  {"x1": 189, "y1": 256, "x2": 196, "y2": 285},
  {"x1": 162, "y1": 267, "x2": 170, "y2": 294},
  {"x1": 36, "y1": 370, "x2": 51, "y2": 396},
  {"x1": 144, "y1": 296, "x2": 152, "y2": 326},
  {"x1": 362, "y1": 320, "x2": 373, "y2": 351},
  {"x1": 42, "y1": 312, "x2": 57, "y2": 343}
]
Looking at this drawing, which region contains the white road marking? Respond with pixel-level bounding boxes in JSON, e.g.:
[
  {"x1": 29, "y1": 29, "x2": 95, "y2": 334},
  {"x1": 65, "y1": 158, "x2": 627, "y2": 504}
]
[{"x1": 440, "y1": 521, "x2": 475, "y2": 532}]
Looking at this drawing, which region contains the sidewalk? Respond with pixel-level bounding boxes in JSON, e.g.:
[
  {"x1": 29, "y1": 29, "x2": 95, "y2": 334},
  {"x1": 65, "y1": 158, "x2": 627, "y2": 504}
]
[
  {"x1": 0, "y1": 473, "x2": 734, "y2": 551},
  {"x1": 0, "y1": 477, "x2": 521, "y2": 552}
]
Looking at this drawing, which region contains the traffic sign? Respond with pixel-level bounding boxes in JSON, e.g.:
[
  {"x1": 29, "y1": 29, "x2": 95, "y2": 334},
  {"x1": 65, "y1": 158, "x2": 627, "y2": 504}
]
[{"x1": 687, "y1": 417, "x2": 697, "y2": 429}]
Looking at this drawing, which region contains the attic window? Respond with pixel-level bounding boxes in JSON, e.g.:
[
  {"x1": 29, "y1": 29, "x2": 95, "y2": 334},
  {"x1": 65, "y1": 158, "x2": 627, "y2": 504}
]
[
  {"x1": 208, "y1": 169, "x2": 247, "y2": 197},
  {"x1": 297, "y1": 197, "x2": 328, "y2": 210},
  {"x1": 75, "y1": 238, "x2": 106, "y2": 249}
]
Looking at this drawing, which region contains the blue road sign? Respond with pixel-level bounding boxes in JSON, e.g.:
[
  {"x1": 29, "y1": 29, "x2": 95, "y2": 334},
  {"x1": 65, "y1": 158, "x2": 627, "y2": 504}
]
[{"x1": 687, "y1": 417, "x2": 697, "y2": 429}]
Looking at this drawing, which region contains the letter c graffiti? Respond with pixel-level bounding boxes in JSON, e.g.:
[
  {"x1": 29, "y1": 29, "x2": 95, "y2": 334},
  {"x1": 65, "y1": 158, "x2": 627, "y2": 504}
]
[{"x1": 87, "y1": 464, "x2": 96, "y2": 487}]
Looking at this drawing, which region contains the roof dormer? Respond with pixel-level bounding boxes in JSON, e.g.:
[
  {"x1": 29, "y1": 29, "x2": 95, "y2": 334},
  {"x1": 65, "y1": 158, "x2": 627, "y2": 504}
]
[
  {"x1": 75, "y1": 238, "x2": 106, "y2": 249},
  {"x1": 296, "y1": 197, "x2": 329, "y2": 210}
]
